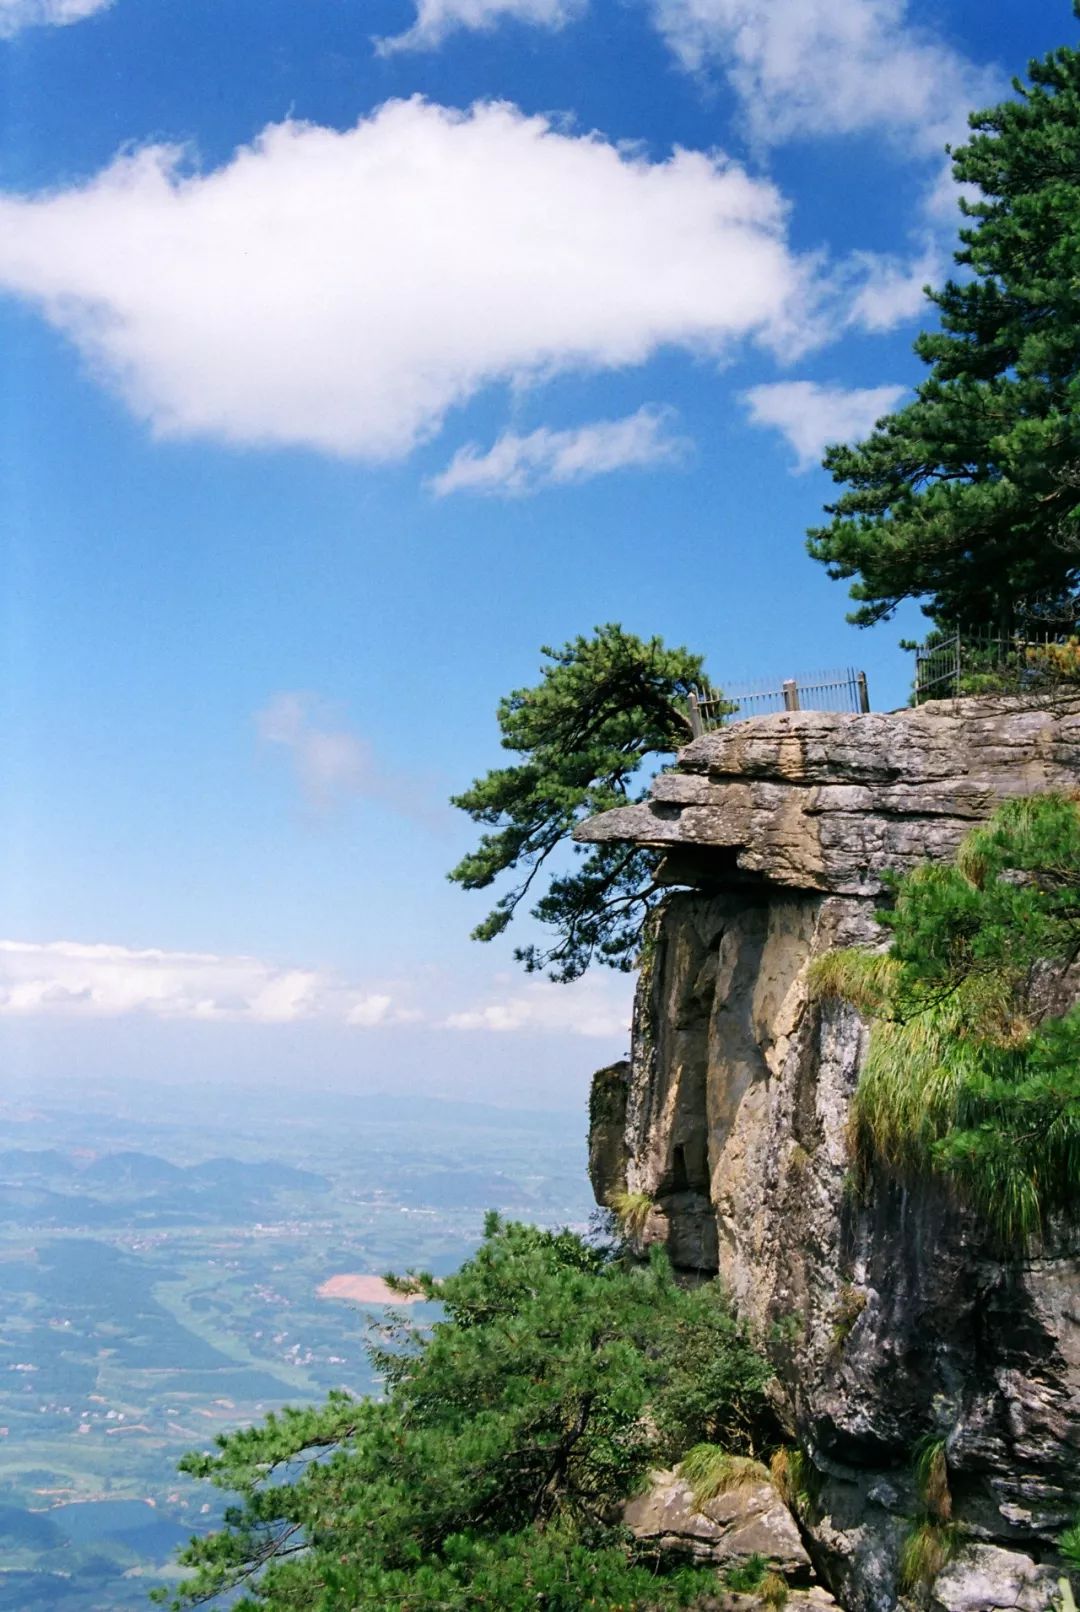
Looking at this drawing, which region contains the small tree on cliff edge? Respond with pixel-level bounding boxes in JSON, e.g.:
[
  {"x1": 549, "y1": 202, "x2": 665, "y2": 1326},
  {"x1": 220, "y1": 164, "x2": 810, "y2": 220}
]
[
  {"x1": 808, "y1": 9, "x2": 1080, "y2": 631},
  {"x1": 448, "y1": 624, "x2": 715, "y2": 981}
]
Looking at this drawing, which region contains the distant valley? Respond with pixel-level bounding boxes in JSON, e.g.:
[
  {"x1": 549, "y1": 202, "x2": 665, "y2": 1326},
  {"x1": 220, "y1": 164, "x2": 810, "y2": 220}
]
[{"x1": 0, "y1": 1082, "x2": 592, "y2": 1610}]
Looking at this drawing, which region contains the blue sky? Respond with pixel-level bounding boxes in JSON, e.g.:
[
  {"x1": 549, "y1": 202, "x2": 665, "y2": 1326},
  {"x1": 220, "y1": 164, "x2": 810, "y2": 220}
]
[{"x1": 0, "y1": 0, "x2": 1071, "y2": 1107}]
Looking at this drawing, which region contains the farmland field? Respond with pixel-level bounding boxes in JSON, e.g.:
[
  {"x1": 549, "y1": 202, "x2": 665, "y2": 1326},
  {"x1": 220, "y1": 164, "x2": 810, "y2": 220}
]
[{"x1": 0, "y1": 1079, "x2": 593, "y2": 1609}]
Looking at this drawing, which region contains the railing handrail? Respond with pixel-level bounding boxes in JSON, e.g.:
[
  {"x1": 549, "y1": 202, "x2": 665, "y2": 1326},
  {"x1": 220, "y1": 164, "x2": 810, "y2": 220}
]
[
  {"x1": 911, "y1": 626, "x2": 1079, "y2": 703},
  {"x1": 688, "y1": 667, "x2": 870, "y2": 737}
]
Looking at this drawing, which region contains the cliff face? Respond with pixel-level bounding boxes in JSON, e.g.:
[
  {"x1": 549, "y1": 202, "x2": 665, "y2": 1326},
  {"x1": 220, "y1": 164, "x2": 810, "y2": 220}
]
[{"x1": 577, "y1": 698, "x2": 1080, "y2": 1612}]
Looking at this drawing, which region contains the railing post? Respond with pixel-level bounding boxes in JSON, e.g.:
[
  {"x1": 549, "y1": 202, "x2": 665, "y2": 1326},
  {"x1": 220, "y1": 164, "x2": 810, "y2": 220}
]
[
  {"x1": 856, "y1": 671, "x2": 870, "y2": 713},
  {"x1": 688, "y1": 691, "x2": 703, "y2": 739},
  {"x1": 782, "y1": 679, "x2": 800, "y2": 712}
]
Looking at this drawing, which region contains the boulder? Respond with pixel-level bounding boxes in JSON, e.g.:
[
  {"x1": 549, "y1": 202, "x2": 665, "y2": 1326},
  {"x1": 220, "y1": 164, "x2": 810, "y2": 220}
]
[
  {"x1": 929, "y1": 1545, "x2": 1060, "y2": 1612},
  {"x1": 624, "y1": 1467, "x2": 812, "y2": 1578}
]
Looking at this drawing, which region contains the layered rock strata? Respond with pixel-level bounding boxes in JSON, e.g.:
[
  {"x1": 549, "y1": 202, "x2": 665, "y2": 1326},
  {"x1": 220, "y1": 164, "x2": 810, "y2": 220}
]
[{"x1": 577, "y1": 698, "x2": 1080, "y2": 1612}]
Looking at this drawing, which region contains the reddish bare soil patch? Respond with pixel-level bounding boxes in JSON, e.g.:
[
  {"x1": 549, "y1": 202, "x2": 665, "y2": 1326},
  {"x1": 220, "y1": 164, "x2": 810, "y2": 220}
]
[{"x1": 317, "y1": 1274, "x2": 420, "y2": 1305}]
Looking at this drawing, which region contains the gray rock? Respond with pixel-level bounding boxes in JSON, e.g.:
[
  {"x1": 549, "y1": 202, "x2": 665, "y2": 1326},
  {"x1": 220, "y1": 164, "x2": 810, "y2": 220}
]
[
  {"x1": 580, "y1": 697, "x2": 1080, "y2": 1612},
  {"x1": 624, "y1": 1467, "x2": 811, "y2": 1576},
  {"x1": 930, "y1": 1544, "x2": 1059, "y2": 1611},
  {"x1": 587, "y1": 1060, "x2": 630, "y2": 1206},
  {"x1": 575, "y1": 696, "x2": 1080, "y2": 895}
]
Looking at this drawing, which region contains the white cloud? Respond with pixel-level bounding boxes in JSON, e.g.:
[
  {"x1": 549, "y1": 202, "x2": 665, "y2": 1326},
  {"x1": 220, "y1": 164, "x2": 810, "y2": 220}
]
[
  {"x1": 0, "y1": 938, "x2": 631, "y2": 1039},
  {"x1": 445, "y1": 973, "x2": 632, "y2": 1038},
  {"x1": 430, "y1": 405, "x2": 687, "y2": 496},
  {"x1": 257, "y1": 693, "x2": 373, "y2": 809},
  {"x1": 256, "y1": 692, "x2": 435, "y2": 821},
  {"x1": 742, "y1": 379, "x2": 906, "y2": 471},
  {"x1": 0, "y1": 939, "x2": 410, "y2": 1026},
  {"x1": 841, "y1": 244, "x2": 941, "y2": 334},
  {"x1": 0, "y1": 0, "x2": 110, "y2": 37},
  {"x1": 650, "y1": 0, "x2": 1000, "y2": 157},
  {"x1": 0, "y1": 99, "x2": 818, "y2": 459},
  {"x1": 376, "y1": 0, "x2": 581, "y2": 54}
]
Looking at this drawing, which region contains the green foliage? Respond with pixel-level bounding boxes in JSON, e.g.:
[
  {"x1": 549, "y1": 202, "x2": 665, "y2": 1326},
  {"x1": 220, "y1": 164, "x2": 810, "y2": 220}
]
[
  {"x1": 160, "y1": 1216, "x2": 773, "y2": 1610},
  {"x1": 723, "y1": 1553, "x2": 769, "y2": 1592},
  {"x1": 821, "y1": 794, "x2": 1080, "y2": 1245},
  {"x1": 721, "y1": 1556, "x2": 788, "y2": 1604},
  {"x1": 1061, "y1": 1513, "x2": 1080, "y2": 1567},
  {"x1": 808, "y1": 18, "x2": 1080, "y2": 629},
  {"x1": 1059, "y1": 1578, "x2": 1079, "y2": 1612},
  {"x1": 449, "y1": 624, "x2": 712, "y2": 980},
  {"x1": 678, "y1": 1445, "x2": 769, "y2": 1508},
  {"x1": 898, "y1": 1521, "x2": 960, "y2": 1594}
]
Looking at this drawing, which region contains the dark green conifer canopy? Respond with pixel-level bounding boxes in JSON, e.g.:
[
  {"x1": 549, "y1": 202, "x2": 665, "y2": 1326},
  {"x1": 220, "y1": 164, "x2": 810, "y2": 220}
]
[
  {"x1": 157, "y1": 1219, "x2": 773, "y2": 1610},
  {"x1": 809, "y1": 10, "x2": 1080, "y2": 629}
]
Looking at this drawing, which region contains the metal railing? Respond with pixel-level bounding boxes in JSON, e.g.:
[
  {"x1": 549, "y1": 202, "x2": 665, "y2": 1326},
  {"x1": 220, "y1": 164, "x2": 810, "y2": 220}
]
[
  {"x1": 687, "y1": 667, "x2": 870, "y2": 737},
  {"x1": 912, "y1": 629, "x2": 1080, "y2": 703}
]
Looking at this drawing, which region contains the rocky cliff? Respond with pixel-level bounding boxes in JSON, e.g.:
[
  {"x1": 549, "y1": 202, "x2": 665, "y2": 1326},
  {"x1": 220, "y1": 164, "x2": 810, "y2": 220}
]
[{"x1": 577, "y1": 697, "x2": 1080, "y2": 1612}]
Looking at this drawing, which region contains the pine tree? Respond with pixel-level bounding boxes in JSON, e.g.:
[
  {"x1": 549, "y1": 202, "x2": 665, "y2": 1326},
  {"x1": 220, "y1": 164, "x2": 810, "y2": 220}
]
[
  {"x1": 808, "y1": 9, "x2": 1080, "y2": 630},
  {"x1": 156, "y1": 1218, "x2": 773, "y2": 1610},
  {"x1": 449, "y1": 624, "x2": 717, "y2": 980}
]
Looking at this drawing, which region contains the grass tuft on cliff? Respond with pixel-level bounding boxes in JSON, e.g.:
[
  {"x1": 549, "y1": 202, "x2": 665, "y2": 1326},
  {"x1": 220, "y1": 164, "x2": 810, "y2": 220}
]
[
  {"x1": 899, "y1": 1520, "x2": 960, "y2": 1592},
  {"x1": 913, "y1": 1435, "x2": 952, "y2": 1523},
  {"x1": 608, "y1": 1187, "x2": 655, "y2": 1238},
  {"x1": 724, "y1": 1554, "x2": 789, "y2": 1604},
  {"x1": 770, "y1": 1445, "x2": 816, "y2": 1515},
  {"x1": 679, "y1": 1444, "x2": 770, "y2": 1506},
  {"x1": 814, "y1": 794, "x2": 1080, "y2": 1247},
  {"x1": 1060, "y1": 1512, "x2": 1080, "y2": 1568}
]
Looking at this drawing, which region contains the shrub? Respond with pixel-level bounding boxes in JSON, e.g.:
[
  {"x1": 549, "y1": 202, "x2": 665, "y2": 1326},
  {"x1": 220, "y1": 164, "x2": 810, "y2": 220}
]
[
  {"x1": 157, "y1": 1216, "x2": 773, "y2": 1610},
  {"x1": 819, "y1": 795, "x2": 1080, "y2": 1247}
]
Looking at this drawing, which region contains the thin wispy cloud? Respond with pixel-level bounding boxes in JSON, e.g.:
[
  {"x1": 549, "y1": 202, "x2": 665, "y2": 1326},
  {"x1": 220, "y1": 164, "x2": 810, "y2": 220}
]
[
  {"x1": 430, "y1": 406, "x2": 688, "y2": 497},
  {"x1": 0, "y1": 940, "x2": 633, "y2": 1040},
  {"x1": 256, "y1": 692, "x2": 436, "y2": 823},
  {"x1": 0, "y1": 939, "x2": 413, "y2": 1027},
  {"x1": 0, "y1": 100, "x2": 818, "y2": 460},
  {"x1": 648, "y1": 0, "x2": 1000, "y2": 156},
  {"x1": 648, "y1": 0, "x2": 1003, "y2": 297},
  {"x1": 840, "y1": 244, "x2": 942, "y2": 334},
  {"x1": 376, "y1": 0, "x2": 582, "y2": 54},
  {"x1": 742, "y1": 380, "x2": 906, "y2": 471},
  {"x1": 377, "y1": 0, "x2": 1000, "y2": 163},
  {"x1": 0, "y1": 0, "x2": 110, "y2": 37},
  {"x1": 444, "y1": 973, "x2": 633, "y2": 1038}
]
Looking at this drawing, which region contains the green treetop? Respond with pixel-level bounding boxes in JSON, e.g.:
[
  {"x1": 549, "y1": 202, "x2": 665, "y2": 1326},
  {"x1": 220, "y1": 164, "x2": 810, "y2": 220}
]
[
  {"x1": 157, "y1": 1217, "x2": 773, "y2": 1611},
  {"x1": 449, "y1": 624, "x2": 715, "y2": 980},
  {"x1": 809, "y1": 9, "x2": 1080, "y2": 630}
]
